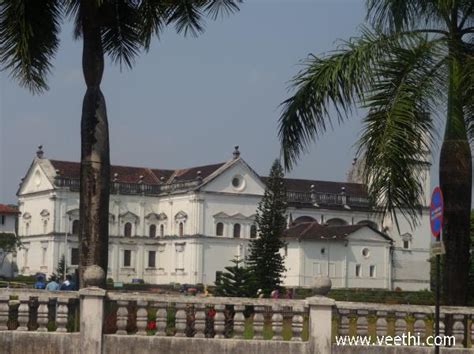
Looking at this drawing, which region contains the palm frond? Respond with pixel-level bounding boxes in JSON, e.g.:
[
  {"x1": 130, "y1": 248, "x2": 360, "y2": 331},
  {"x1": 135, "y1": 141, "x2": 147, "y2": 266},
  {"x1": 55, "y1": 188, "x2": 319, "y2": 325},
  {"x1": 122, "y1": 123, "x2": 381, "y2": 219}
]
[
  {"x1": 101, "y1": 0, "x2": 142, "y2": 69},
  {"x1": 166, "y1": 0, "x2": 205, "y2": 37},
  {"x1": 358, "y1": 37, "x2": 445, "y2": 228},
  {"x1": 204, "y1": 0, "x2": 242, "y2": 20},
  {"x1": 278, "y1": 29, "x2": 415, "y2": 170},
  {"x1": 366, "y1": 0, "x2": 446, "y2": 33},
  {"x1": 0, "y1": 0, "x2": 63, "y2": 93}
]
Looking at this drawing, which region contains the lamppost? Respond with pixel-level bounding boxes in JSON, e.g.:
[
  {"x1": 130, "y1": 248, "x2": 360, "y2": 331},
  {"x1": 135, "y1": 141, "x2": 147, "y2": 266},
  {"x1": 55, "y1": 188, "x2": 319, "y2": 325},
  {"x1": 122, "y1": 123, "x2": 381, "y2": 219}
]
[{"x1": 64, "y1": 214, "x2": 71, "y2": 281}]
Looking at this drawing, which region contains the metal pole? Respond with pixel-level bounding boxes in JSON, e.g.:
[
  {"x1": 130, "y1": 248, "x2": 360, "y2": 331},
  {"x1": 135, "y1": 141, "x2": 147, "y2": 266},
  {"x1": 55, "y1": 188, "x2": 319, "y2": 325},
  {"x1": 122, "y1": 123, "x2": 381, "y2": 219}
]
[
  {"x1": 64, "y1": 216, "x2": 69, "y2": 281},
  {"x1": 435, "y1": 248, "x2": 440, "y2": 354}
]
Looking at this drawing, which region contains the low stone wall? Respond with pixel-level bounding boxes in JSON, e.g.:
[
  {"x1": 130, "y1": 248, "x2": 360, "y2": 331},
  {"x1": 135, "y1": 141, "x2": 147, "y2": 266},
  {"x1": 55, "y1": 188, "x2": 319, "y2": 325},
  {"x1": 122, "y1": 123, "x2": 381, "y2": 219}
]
[
  {"x1": 104, "y1": 335, "x2": 308, "y2": 354},
  {"x1": 334, "y1": 345, "x2": 474, "y2": 353},
  {"x1": 0, "y1": 332, "x2": 80, "y2": 354}
]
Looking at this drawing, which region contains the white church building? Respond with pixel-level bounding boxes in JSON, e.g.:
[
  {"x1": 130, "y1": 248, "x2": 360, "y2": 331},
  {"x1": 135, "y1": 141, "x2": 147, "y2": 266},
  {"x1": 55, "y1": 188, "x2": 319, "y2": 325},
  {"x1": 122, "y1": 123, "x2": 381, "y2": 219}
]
[{"x1": 14, "y1": 146, "x2": 431, "y2": 291}]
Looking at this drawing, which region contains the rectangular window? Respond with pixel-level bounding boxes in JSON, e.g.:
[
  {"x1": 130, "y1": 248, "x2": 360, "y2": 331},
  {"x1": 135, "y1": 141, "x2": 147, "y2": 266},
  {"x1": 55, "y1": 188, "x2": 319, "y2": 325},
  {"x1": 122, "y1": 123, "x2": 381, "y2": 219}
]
[
  {"x1": 355, "y1": 264, "x2": 361, "y2": 277},
  {"x1": 1, "y1": 215, "x2": 5, "y2": 225},
  {"x1": 403, "y1": 240, "x2": 410, "y2": 249},
  {"x1": 148, "y1": 251, "x2": 156, "y2": 268},
  {"x1": 71, "y1": 248, "x2": 79, "y2": 266},
  {"x1": 370, "y1": 265, "x2": 376, "y2": 278},
  {"x1": 123, "y1": 250, "x2": 131, "y2": 267}
]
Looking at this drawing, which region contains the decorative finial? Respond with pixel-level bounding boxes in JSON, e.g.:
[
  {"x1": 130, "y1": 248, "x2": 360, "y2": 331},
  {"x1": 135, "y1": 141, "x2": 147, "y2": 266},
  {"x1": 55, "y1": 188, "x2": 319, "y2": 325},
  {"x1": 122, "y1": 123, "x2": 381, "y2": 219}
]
[
  {"x1": 341, "y1": 186, "x2": 346, "y2": 195},
  {"x1": 113, "y1": 173, "x2": 118, "y2": 182},
  {"x1": 352, "y1": 157, "x2": 357, "y2": 165},
  {"x1": 160, "y1": 176, "x2": 165, "y2": 182},
  {"x1": 36, "y1": 145, "x2": 44, "y2": 159},
  {"x1": 138, "y1": 175, "x2": 144, "y2": 184},
  {"x1": 233, "y1": 146, "x2": 240, "y2": 159},
  {"x1": 196, "y1": 170, "x2": 202, "y2": 181}
]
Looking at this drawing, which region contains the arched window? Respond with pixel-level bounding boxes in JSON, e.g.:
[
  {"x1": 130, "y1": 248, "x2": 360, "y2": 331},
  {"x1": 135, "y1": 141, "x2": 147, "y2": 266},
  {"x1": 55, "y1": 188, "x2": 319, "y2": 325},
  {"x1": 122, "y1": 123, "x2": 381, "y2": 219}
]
[
  {"x1": 149, "y1": 224, "x2": 156, "y2": 238},
  {"x1": 25, "y1": 223, "x2": 30, "y2": 236},
  {"x1": 179, "y1": 222, "x2": 184, "y2": 236},
  {"x1": 160, "y1": 224, "x2": 164, "y2": 237},
  {"x1": 326, "y1": 218, "x2": 348, "y2": 226},
  {"x1": 124, "y1": 222, "x2": 132, "y2": 237},
  {"x1": 233, "y1": 223, "x2": 241, "y2": 238},
  {"x1": 216, "y1": 222, "x2": 224, "y2": 236},
  {"x1": 250, "y1": 225, "x2": 257, "y2": 238},
  {"x1": 43, "y1": 220, "x2": 48, "y2": 234},
  {"x1": 357, "y1": 220, "x2": 378, "y2": 230},
  {"x1": 72, "y1": 220, "x2": 80, "y2": 235}
]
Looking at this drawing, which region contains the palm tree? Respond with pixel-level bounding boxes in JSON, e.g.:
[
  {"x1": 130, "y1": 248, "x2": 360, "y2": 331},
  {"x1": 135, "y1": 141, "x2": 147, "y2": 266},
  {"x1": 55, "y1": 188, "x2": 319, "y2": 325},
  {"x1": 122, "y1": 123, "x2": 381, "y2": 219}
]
[
  {"x1": 278, "y1": 1, "x2": 473, "y2": 305},
  {"x1": 1, "y1": 0, "x2": 241, "y2": 288}
]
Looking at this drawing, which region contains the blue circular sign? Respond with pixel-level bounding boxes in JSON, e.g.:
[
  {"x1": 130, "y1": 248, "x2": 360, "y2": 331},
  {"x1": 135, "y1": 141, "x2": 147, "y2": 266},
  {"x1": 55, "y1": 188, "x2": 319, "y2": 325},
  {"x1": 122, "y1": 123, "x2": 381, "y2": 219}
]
[{"x1": 430, "y1": 186, "x2": 444, "y2": 238}]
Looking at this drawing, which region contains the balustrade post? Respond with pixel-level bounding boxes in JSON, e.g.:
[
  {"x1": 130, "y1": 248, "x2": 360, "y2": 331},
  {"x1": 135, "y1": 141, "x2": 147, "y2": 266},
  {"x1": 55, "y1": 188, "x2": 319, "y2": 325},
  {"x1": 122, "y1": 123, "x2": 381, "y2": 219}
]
[
  {"x1": 194, "y1": 304, "x2": 206, "y2": 338},
  {"x1": 233, "y1": 305, "x2": 245, "y2": 339},
  {"x1": 306, "y1": 296, "x2": 335, "y2": 354},
  {"x1": 154, "y1": 303, "x2": 167, "y2": 337},
  {"x1": 79, "y1": 287, "x2": 106, "y2": 354},
  {"x1": 271, "y1": 304, "x2": 283, "y2": 340},
  {"x1": 0, "y1": 294, "x2": 9, "y2": 331},
  {"x1": 17, "y1": 295, "x2": 30, "y2": 331},
  {"x1": 116, "y1": 300, "x2": 129, "y2": 335},
  {"x1": 37, "y1": 296, "x2": 50, "y2": 332},
  {"x1": 338, "y1": 309, "x2": 350, "y2": 336},
  {"x1": 394, "y1": 312, "x2": 407, "y2": 336},
  {"x1": 452, "y1": 314, "x2": 465, "y2": 348},
  {"x1": 214, "y1": 304, "x2": 226, "y2": 339},
  {"x1": 136, "y1": 300, "x2": 148, "y2": 336},
  {"x1": 253, "y1": 306, "x2": 265, "y2": 340},
  {"x1": 55, "y1": 298, "x2": 69, "y2": 333},
  {"x1": 175, "y1": 303, "x2": 187, "y2": 337},
  {"x1": 291, "y1": 305, "x2": 304, "y2": 342}
]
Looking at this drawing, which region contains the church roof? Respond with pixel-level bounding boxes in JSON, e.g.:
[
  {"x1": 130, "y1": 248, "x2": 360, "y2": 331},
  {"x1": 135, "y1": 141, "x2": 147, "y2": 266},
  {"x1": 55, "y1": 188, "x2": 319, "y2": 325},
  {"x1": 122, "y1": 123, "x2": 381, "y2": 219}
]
[
  {"x1": 0, "y1": 204, "x2": 19, "y2": 214},
  {"x1": 49, "y1": 160, "x2": 224, "y2": 184},
  {"x1": 283, "y1": 221, "x2": 391, "y2": 242}
]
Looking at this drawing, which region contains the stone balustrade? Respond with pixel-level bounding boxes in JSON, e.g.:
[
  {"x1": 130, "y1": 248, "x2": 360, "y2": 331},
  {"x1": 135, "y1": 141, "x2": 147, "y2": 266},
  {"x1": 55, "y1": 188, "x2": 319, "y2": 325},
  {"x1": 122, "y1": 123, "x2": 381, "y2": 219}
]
[
  {"x1": 105, "y1": 292, "x2": 310, "y2": 341},
  {"x1": 0, "y1": 288, "x2": 80, "y2": 333},
  {"x1": 1, "y1": 287, "x2": 474, "y2": 354},
  {"x1": 334, "y1": 301, "x2": 474, "y2": 348}
]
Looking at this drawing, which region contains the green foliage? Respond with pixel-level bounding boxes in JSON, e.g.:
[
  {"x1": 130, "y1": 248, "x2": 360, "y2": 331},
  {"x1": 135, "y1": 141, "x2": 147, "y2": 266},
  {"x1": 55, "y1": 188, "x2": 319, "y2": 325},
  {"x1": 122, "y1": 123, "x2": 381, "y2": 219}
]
[
  {"x1": 0, "y1": 0, "x2": 242, "y2": 93},
  {"x1": 0, "y1": 232, "x2": 22, "y2": 255},
  {"x1": 49, "y1": 255, "x2": 69, "y2": 281},
  {"x1": 278, "y1": 3, "x2": 474, "y2": 228},
  {"x1": 246, "y1": 159, "x2": 287, "y2": 297},
  {"x1": 214, "y1": 257, "x2": 255, "y2": 297}
]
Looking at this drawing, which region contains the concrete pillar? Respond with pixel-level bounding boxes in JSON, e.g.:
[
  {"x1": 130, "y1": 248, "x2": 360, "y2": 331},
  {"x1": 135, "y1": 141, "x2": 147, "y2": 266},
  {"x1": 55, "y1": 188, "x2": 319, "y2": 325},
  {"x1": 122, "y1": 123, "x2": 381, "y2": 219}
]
[
  {"x1": 306, "y1": 295, "x2": 335, "y2": 354},
  {"x1": 79, "y1": 287, "x2": 106, "y2": 354}
]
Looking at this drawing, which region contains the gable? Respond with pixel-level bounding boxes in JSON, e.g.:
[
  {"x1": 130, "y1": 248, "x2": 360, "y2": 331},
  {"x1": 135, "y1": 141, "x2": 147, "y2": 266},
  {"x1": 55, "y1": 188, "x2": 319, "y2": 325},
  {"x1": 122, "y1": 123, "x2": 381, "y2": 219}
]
[
  {"x1": 17, "y1": 159, "x2": 55, "y2": 195},
  {"x1": 200, "y1": 159, "x2": 266, "y2": 195},
  {"x1": 347, "y1": 227, "x2": 391, "y2": 243}
]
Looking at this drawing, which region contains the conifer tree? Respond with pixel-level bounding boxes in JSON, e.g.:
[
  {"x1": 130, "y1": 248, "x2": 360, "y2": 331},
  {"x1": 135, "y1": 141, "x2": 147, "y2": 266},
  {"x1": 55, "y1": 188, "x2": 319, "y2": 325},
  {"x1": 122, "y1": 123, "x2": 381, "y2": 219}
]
[
  {"x1": 246, "y1": 159, "x2": 287, "y2": 297},
  {"x1": 214, "y1": 257, "x2": 254, "y2": 298}
]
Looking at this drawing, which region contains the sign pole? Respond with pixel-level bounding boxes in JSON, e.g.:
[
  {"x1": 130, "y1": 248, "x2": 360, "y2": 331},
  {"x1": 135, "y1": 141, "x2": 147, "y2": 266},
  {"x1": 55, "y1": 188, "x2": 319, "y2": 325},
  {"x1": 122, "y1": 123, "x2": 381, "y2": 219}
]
[
  {"x1": 435, "y1": 248, "x2": 440, "y2": 354},
  {"x1": 429, "y1": 186, "x2": 444, "y2": 354}
]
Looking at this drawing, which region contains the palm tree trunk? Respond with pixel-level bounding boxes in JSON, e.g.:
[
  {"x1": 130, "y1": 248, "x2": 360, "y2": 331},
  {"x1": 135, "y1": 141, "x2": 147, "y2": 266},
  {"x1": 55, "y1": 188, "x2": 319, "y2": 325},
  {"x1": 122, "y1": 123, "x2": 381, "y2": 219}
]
[
  {"x1": 440, "y1": 34, "x2": 472, "y2": 305},
  {"x1": 78, "y1": 1, "x2": 110, "y2": 288}
]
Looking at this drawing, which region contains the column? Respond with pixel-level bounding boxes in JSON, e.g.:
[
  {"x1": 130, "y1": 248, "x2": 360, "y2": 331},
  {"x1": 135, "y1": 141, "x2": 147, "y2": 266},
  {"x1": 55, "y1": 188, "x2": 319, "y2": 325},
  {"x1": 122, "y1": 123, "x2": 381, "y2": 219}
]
[
  {"x1": 79, "y1": 287, "x2": 106, "y2": 354},
  {"x1": 306, "y1": 296, "x2": 335, "y2": 354}
]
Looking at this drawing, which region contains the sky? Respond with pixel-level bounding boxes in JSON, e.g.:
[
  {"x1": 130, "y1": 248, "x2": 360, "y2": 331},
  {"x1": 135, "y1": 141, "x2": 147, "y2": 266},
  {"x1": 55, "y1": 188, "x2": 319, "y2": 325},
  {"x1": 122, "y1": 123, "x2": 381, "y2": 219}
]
[{"x1": 0, "y1": 1, "x2": 441, "y2": 204}]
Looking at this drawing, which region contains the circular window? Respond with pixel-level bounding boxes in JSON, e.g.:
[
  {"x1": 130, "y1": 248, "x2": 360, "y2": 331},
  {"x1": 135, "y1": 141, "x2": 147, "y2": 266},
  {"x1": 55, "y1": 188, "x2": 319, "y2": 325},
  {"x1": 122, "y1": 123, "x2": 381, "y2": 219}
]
[
  {"x1": 231, "y1": 175, "x2": 245, "y2": 191},
  {"x1": 362, "y1": 248, "x2": 370, "y2": 258}
]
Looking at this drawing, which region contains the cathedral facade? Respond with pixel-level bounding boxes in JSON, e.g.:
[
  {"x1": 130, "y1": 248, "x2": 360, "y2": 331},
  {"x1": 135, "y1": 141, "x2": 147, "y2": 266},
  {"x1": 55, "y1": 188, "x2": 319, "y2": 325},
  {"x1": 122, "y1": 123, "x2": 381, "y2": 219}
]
[{"x1": 14, "y1": 147, "x2": 431, "y2": 290}]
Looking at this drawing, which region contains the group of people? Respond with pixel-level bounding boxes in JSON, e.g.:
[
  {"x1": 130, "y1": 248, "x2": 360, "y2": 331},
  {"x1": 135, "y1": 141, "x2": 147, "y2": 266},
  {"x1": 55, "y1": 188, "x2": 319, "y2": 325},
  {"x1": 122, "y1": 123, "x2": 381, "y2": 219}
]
[{"x1": 34, "y1": 274, "x2": 76, "y2": 291}]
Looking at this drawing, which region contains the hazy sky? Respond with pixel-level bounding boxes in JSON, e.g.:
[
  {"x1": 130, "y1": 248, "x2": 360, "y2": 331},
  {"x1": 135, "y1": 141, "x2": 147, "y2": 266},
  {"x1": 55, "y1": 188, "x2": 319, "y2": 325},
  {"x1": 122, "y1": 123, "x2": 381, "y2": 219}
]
[{"x1": 0, "y1": 1, "x2": 440, "y2": 204}]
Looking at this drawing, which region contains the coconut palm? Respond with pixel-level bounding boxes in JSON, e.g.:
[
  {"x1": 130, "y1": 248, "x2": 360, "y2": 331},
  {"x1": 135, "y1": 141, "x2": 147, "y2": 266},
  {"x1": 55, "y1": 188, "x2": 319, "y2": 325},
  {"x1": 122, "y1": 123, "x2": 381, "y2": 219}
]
[
  {"x1": 278, "y1": 1, "x2": 473, "y2": 305},
  {"x1": 0, "y1": 0, "x2": 241, "y2": 288}
]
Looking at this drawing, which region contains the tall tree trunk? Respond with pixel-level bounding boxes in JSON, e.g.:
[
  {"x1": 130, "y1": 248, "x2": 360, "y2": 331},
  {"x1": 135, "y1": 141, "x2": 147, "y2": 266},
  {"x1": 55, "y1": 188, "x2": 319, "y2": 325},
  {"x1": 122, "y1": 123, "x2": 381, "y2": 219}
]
[
  {"x1": 79, "y1": 1, "x2": 110, "y2": 289},
  {"x1": 440, "y1": 32, "x2": 472, "y2": 305}
]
